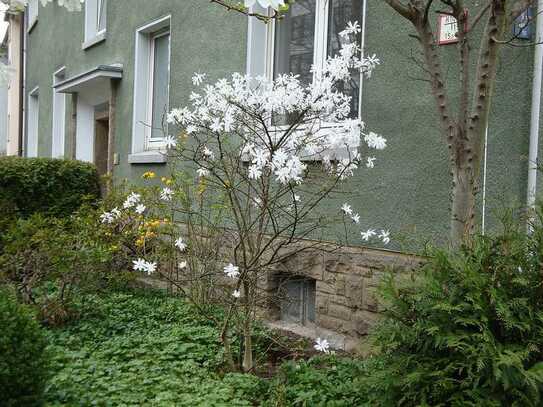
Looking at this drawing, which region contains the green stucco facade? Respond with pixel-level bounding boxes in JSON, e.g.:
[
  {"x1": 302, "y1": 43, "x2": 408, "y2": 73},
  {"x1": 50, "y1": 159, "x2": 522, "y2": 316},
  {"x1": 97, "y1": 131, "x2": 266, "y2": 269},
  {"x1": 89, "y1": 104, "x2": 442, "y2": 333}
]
[{"x1": 25, "y1": 0, "x2": 541, "y2": 251}]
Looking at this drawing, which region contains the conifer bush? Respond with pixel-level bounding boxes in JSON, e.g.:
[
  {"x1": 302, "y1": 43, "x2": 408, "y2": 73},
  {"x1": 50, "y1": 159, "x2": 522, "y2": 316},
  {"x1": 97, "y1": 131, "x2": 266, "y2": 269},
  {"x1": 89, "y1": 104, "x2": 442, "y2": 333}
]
[
  {"x1": 366, "y1": 212, "x2": 543, "y2": 406},
  {"x1": 0, "y1": 289, "x2": 51, "y2": 406}
]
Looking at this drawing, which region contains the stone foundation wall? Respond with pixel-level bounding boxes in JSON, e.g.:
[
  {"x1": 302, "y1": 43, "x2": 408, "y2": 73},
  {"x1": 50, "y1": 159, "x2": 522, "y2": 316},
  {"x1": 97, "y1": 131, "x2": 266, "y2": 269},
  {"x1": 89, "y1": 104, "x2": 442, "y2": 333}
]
[{"x1": 265, "y1": 246, "x2": 423, "y2": 339}]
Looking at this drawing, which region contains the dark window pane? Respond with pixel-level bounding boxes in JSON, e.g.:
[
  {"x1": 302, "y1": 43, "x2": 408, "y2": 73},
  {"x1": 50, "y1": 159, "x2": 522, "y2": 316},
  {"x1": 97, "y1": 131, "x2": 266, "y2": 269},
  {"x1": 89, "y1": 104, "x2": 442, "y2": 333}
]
[
  {"x1": 151, "y1": 32, "x2": 170, "y2": 140},
  {"x1": 327, "y1": 0, "x2": 363, "y2": 118},
  {"x1": 273, "y1": 0, "x2": 316, "y2": 85},
  {"x1": 282, "y1": 279, "x2": 303, "y2": 322}
]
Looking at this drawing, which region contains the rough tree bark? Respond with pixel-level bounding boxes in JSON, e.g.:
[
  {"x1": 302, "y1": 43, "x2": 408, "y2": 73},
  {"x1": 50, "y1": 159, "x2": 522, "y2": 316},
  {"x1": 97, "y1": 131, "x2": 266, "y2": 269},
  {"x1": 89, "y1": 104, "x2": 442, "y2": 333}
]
[{"x1": 383, "y1": 0, "x2": 531, "y2": 247}]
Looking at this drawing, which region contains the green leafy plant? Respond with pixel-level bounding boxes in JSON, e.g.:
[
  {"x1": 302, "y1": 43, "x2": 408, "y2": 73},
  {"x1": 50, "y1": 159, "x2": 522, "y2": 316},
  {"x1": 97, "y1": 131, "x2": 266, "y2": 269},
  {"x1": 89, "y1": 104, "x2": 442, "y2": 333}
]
[
  {"x1": 44, "y1": 290, "x2": 267, "y2": 406},
  {"x1": 0, "y1": 156, "x2": 100, "y2": 219},
  {"x1": 264, "y1": 355, "x2": 376, "y2": 407},
  {"x1": 0, "y1": 206, "x2": 135, "y2": 324},
  {"x1": 0, "y1": 288, "x2": 51, "y2": 407},
  {"x1": 365, "y1": 211, "x2": 543, "y2": 406}
]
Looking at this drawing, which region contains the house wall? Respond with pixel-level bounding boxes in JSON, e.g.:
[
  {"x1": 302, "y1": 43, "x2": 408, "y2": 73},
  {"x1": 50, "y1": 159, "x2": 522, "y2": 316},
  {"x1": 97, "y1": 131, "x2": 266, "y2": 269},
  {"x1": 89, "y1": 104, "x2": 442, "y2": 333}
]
[{"x1": 24, "y1": 0, "x2": 541, "y2": 252}]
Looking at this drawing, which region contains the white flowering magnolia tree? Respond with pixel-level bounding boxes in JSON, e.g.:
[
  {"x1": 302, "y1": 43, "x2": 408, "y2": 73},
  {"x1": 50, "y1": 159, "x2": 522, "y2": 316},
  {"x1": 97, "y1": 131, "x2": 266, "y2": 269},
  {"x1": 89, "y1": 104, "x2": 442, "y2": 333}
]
[{"x1": 100, "y1": 22, "x2": 388, "y2": 371}]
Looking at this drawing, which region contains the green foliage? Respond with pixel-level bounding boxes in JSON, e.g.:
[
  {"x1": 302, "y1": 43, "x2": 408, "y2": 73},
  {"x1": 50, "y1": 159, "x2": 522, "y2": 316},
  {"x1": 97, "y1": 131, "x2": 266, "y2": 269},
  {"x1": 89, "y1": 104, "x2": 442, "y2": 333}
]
[
  {"x1": 366, "y1": 217, "x2": 543, "y2": 406},
  {"x1": 264, "y1": 356, "x2": 376, "y2": 407},
  {"x1": 44, "y1": 290, "x2": 267, "y2": 406},
  {"x1": 0, "y1": 208, "x2": 134, "y2": 324},
  {"x1": 0, "y1": 156, "x2": 100, "y2": 219},
  {"x1": 0, "y1": 288, "x2": 51, "y2": 406}
]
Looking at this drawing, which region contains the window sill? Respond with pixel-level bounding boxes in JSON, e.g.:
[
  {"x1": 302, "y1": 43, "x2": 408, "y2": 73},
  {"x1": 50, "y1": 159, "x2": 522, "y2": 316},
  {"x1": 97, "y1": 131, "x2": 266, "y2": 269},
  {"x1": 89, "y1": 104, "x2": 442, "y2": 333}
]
[
  {"x1": 82, "y1": 32, "x2": 106, "y2": 50},
  {"x1": 28, "y1": 17, "x2": 38, "y2": 33},
  {"x1": 128, "y1": 150, "x2": 167, "y2": 164}
]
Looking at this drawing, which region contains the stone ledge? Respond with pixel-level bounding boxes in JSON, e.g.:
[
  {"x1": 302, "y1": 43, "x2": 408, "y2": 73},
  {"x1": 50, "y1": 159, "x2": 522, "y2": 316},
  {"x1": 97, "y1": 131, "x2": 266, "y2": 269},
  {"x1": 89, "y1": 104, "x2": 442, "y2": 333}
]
[{"x1": 128, "y1": 151, "x2": 167, "y2": 164}]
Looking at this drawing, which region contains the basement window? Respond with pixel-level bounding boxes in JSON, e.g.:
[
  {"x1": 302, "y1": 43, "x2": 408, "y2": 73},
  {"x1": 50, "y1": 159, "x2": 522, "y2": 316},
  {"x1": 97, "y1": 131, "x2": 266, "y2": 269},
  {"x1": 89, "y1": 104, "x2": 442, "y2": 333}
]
[{"x1": 280, "y1": 277, "x2": 316, "y2": 326}]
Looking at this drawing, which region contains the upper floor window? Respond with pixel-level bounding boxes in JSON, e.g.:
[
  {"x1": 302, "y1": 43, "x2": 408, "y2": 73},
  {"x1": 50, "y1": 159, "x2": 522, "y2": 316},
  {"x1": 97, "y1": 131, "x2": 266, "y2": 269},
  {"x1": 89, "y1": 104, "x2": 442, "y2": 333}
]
[
  {"x1": 130, "y1": 16, "x2": 171, "y2": 161},
  {"x1": 148, "y1": 29, "x2": 171, "y2": 144},
  {"x1": 248, "y1": 0, "x2": 364, "y2": 119},
  {"x1": 84, "y1": 0, "x2": 107, "y2": 48}
]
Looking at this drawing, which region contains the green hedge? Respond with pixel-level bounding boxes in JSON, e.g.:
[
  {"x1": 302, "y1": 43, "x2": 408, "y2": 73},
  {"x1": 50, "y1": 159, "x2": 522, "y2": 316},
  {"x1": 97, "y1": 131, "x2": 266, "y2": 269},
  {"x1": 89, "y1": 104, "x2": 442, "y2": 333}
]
[
  {"x1": 0, "y1": 157, "x2": 101, "y2": 218},
  {"x1": 0, "y1": 289, "x2": 51, "y2": 406}
]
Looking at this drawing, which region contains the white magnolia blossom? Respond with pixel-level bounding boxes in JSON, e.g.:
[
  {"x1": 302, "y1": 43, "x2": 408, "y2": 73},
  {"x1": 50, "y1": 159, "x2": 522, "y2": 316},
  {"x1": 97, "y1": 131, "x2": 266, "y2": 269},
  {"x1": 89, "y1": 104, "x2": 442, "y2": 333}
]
[
  {"x1": 379, "y1": 230, "x2": 391, "y2": 245},
  {"x1": 192, "y1": 72, "x2": 206, "y2": 86},
  {"x1": 341, "y1": 203, "x2": 353, "y2": 216},
  {"x1": 178, "y1": 261, "x2": 188, "y2": 269},
  {"x1": 223, "y1": 263, "x2": 240, "y2": 279},
  {"x1": 135, "y1": 204, "x2": 146, "y2": 214},
  {"x1": 351, "y1": 213, "x2": 360, "y2": 224},
  {"x1": 175, "y1": 237, "x2": 187, "y2": 252},
  {"x1": 132, "y1": 258, "x2": 157, "y2": 275},
  {"x1": 232, "y1": 289, "x2": 241, "y2": 298},
  {"x1": 196, "y1": 168, "x2": 210, "y2": 177},
  {"x1": 123, "y1": 192, "x2": 141, "y2": 209},
  {"x1": 360, "y1": 228, "x2": 390, "y2": 245},
  {"x1": 100, "y1": 207, "x2": 121, "y2": 224},
  {"x1": 365, "y1": 132, "x2": 387, "y2": 150},
  {"x1": 167, "y1": 22, "x2": 384, "y2": 187},
  {"x1": 160, "y1": 187, "x2": 173, "y2": 201},
  {"x1": 244, "y1": 0, "x2": 285, "y2": 10},
  {"x1": 163, "y1": 135, "x2": 177, "y2": 149},
  {"x1": 314, "y1": 338, "x2": 331, "y2": 354},
  {"x1": 202, "y1": 146, "x2": 215, "y2": 159},
  {"x1": 361, "y1": 229, "x2": 377, "y2": 241}
]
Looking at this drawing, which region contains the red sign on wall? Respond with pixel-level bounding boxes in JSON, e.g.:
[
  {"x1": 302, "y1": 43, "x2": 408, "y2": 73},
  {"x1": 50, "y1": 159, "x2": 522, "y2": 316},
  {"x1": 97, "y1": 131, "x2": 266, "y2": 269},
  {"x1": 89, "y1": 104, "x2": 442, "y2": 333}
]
[{"x1": 437, "y1": 11, "x2": 468, "y2": 45}]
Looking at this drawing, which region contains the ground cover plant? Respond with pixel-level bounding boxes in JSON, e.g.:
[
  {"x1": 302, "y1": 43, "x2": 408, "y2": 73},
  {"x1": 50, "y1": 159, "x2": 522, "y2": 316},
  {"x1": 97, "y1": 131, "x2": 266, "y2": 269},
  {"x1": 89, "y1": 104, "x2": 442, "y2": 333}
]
[{"x1": 43, "y1": 288, "x2": 373, "y2": 406}]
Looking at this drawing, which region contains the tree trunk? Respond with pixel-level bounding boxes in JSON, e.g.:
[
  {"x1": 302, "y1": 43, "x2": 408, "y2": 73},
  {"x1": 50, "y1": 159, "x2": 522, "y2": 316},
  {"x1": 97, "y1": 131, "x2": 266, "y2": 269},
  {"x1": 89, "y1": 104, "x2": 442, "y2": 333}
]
[
  {"x1": 451, "y1": 164, "x2": 477, "y2": 246},
  {"x1": 242, "y1": 329, "x2": 253, "y2": 372},
  {"x1": 242, "y1": 280, "x2": 253, "y2": 372}
]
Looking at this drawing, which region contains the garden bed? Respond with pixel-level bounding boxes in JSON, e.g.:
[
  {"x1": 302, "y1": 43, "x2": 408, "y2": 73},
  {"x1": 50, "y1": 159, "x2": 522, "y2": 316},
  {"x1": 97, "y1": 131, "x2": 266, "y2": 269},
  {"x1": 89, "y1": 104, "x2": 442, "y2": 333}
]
[{"x1": 43, "y1": 289, "x2": 372, "y2": 406}]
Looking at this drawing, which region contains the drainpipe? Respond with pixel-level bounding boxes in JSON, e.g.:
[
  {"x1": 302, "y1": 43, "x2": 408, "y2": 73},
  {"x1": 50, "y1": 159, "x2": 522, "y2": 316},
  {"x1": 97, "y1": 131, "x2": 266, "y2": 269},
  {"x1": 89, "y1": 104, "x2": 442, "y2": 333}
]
[
  {"x1": 17, "y1": 13, "x2": 24, "y2": 157},
  {"x1": 527, "y1": 0, "x2": 543, "y2": 230}
]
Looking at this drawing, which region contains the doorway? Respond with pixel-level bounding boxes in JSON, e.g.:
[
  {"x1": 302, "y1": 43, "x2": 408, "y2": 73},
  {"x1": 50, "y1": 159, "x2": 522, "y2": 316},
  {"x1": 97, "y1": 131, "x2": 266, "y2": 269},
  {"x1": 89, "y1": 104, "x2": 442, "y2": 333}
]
[{"x1": 94, "y1": 105, "x2": 109, "y2": 179}]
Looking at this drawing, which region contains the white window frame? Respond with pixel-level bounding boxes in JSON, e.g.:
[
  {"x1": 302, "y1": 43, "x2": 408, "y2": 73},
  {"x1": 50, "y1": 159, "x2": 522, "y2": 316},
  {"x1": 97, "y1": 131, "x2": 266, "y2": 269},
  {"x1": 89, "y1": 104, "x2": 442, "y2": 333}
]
[
  {"x1": 27, "y1": 0, "x2": 38, "y2": 32},
  {"x1": 83, "y1": 0, "x2": 107, "y2": 49},
  {"x1": 27, "y1": 86, "x2": 39, "y2": 158},
  {"x1": 146, "y1": 29, "x2": 171, "y2": 148},
  {"x1": 246, "y1": 1, "x2": 368, "y2": 159},
  {"x1": 51, "y1": 66, "x2": 66, "y2": 158},
  {"x1": 130, "y1": 15, "x2": 171, "y2": 163}
]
